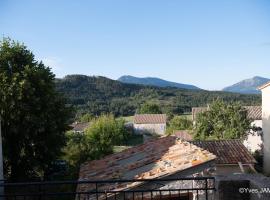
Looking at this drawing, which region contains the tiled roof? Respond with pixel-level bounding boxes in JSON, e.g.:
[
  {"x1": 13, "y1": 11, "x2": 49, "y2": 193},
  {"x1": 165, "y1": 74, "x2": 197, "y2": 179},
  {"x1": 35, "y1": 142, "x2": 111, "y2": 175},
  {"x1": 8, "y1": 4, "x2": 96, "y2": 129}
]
[
  {"x1": 192, "y1": 106, "x2": 262, "y2": 121},
  {"x1": 134, "y1": 114, "x2": 167, "y2": 124},
  {"x1": 191, "y1": 140, "x2": 256, "y2": 165},
  {"x1": 173, "y1": 130, "x2": 193, "y2": 141},
  {"x1": 244, "y1": 106, "x2": 262, "y2": 120},
  {"x1": 77, "y1": 136, "x2": 216, "y2": 193},
  {"x1": 71, "y1": 122, "x2": 90, "y2": 132}
]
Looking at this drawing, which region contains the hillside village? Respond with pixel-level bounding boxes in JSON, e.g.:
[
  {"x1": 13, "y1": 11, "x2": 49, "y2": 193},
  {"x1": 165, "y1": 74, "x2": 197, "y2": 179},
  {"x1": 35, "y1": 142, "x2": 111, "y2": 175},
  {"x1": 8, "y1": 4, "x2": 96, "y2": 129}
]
[
  {"x1": 0, "y1": 39, "x2": 269, "y2": 199},
  {"x1": 1, "y1": 1, "x2": 270, "y2": 199}
]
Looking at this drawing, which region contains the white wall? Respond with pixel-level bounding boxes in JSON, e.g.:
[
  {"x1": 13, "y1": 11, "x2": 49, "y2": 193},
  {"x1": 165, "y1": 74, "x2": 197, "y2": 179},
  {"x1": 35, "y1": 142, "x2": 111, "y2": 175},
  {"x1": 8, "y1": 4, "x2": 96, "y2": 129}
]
[
  {"x1": 261, "y1": 86, "x2": 270, "y2": 174},
  {"x1": 134, "y1": 123, "x2": 166, "y2": 135},
  {"x1": 243, "y1": 120, "x2": 263, "y2": 153}
]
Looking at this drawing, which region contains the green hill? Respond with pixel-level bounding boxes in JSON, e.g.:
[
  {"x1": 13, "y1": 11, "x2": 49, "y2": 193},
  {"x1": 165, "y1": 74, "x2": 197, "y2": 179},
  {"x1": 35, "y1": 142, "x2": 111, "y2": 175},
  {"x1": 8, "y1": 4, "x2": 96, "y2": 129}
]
[{"x1": 56, "y1": 75, "x2": 261, "y2": 117}]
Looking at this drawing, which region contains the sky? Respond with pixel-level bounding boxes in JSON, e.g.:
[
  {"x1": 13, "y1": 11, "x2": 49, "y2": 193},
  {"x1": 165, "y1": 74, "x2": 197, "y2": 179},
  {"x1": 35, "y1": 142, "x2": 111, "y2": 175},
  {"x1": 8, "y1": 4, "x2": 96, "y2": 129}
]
[{"x1": 0, "y1": 0, "x2": 270, "y2": 90}]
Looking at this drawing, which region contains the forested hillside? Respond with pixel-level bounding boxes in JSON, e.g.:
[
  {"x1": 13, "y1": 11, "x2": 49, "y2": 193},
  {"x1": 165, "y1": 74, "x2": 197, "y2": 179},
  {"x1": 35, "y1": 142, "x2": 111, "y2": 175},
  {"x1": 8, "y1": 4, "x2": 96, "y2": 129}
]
[{"x1": 56, "y1": 75, "x2": 261, "y2": 117}]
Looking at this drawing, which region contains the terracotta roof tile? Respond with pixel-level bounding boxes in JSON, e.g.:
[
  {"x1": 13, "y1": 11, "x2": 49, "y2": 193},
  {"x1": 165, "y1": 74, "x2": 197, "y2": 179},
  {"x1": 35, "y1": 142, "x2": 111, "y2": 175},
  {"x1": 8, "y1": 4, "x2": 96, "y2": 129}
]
[
  {"x1": 244, "y1": 106, "x2": 262, "y2": 120},
  {"x1": 71, "y1": 122, "x2": 90, "y2": 132},
  {"x1": 77, "y1": 136, "x2": 216, "y2": 193},
  {"x1": 134, "y1": 114, "x2": 167, "y2": 124},
  {"x1": 191, "y1": 140, "x2": 256, "y2": 165},
  {"x1": 173, "y1": 130, "x2": 193, "y2": 141}
]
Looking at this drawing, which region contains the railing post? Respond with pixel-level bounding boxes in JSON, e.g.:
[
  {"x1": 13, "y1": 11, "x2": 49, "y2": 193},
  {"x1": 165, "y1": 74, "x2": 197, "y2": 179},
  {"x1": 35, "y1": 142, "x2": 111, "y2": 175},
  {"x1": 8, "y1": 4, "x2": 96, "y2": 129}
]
[
  {"x1": 96, "y1": 182, "x2": 98, "y2": 200},
  {"x1": 205, "y1": 178, "x2": 208, "y2": 200}
]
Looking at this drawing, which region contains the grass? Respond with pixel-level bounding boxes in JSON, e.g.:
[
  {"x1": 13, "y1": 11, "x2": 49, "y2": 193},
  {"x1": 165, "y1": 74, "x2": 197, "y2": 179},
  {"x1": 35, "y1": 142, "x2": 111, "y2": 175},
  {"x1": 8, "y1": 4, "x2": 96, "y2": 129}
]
[{"x1": 179, "y1": 114, "x2": 192, "y2": 120}]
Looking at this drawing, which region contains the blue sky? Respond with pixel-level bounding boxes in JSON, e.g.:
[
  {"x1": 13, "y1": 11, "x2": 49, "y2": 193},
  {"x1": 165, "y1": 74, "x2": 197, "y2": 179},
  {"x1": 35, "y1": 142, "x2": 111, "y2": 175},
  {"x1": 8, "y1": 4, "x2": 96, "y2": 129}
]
[{"x1": 1, "y1": 0, "x2": 270, "y2": 90}]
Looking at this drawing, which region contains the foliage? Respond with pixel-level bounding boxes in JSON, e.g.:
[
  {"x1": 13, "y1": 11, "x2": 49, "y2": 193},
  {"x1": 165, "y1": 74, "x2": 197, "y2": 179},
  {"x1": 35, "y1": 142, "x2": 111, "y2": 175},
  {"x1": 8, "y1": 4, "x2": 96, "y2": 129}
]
[
  {"x1": 0, "y1": 38, "x2": 71, "y2": 180},
  {"x1": 62, "y1": 131, "x2": 90, "y2": 170},
  {"x1": 253, "y1": 150, "x2": 263, "y2": 173},
  {"x1": 56, "y1": 75, "x2": 261, "y2": 117},
  {"x1": 78, "y1": 113, "x2": 94, "y2": 122},
  {"x1": 85, "y1": 114, "x2": 127, "y2": 158},
  {"x1": 194, "y1": 99, "x2": 251, "y2": 140},
  {"x1": 138, "y1": 102, "x2": 162, "y2": 114},
  {"x1": 63, "y1": 114, "x2": 128, "y2": 170},
  {"x1": 167, "y1": 116, "x2": 193, "y2": 134}
]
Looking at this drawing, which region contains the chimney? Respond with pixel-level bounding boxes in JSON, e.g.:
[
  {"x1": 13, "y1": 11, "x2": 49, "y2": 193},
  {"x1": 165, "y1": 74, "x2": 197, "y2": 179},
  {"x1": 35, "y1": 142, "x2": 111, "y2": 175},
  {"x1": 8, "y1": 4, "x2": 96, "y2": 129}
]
[{"x1": 258, "y1": 81, "x2": 270, "y2": 175}]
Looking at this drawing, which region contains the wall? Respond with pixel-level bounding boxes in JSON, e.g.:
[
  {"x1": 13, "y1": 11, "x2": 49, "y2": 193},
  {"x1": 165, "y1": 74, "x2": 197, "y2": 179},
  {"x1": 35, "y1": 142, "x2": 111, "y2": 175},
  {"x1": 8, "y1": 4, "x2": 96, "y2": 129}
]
[
  {"x1": 261, "y1": 86, "x2": 270, "y2": 174},
  {"x1": 243, "y1": 120, "x2": 263, "y2": 153},
  {"x1": 134, "y1": 123, "x2": 166, "y2": 135}
]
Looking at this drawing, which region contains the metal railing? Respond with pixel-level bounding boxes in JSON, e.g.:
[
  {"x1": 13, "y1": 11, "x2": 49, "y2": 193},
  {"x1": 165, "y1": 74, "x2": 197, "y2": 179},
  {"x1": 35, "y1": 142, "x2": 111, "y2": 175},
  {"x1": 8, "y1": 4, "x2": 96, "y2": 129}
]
[{"x1": 0, "y1": 177, "x2": 215, "y2": 200}]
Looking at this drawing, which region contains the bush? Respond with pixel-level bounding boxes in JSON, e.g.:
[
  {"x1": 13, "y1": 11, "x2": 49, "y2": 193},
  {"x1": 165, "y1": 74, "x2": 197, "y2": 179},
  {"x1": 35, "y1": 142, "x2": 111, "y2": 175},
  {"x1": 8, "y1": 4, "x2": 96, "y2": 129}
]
[
  {"x1": 63, "y1": 114, "x2": 128, "y2": 171},
  {"x1": 167, "y1": 116, "x2": 193, "y2": 134},
  {"x1": 194, "y1": 99, "x2": 251, "y2": 140}
]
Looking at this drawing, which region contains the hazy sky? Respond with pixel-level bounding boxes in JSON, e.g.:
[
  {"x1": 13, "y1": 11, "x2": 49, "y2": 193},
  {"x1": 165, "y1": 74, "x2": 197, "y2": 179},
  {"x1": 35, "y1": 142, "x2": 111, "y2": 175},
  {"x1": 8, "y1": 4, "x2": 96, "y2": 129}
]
[{"x1": 1, "y1": 0, "x2": 270, "y2": 90}]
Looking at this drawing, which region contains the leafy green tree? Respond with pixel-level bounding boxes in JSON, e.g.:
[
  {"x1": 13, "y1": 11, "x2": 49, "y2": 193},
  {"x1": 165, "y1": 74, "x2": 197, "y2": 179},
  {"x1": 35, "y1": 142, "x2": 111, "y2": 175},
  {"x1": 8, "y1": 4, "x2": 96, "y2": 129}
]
[
  {"x1": 62, "y1": 131, "x2": 90, "y2": 170},
  {"x1": 78, "y1": 113, "x2": 94, "y2": 122},
  {"x1": 138, "y1": 102, "x2": 162, "y2": 114},
  {"x1": 63, "y1": 114, "x2": 128, "y2": 169},
  {"x1": 194, "y1": 99, "x2": 251, "y2": 140},
  {"x1": 167, "y1": 116, "x2": 193, "y2": 134},
  {"x1": 85, "y1": 114, "x2": 127, "y2": 159},
  {"x1": 0, "y1": 38, "x2": 71, "y2": 180}
]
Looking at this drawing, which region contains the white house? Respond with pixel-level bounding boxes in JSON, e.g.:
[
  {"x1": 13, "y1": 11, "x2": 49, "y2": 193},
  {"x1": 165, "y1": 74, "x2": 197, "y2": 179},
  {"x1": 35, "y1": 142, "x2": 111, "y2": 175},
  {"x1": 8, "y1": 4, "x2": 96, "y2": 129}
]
[
  {"x1": 258, "y1": 81, "x2": 270, "y2": 175},
  {"x1": 133, "y1": 114, "x2": 167, "y2": 135}
]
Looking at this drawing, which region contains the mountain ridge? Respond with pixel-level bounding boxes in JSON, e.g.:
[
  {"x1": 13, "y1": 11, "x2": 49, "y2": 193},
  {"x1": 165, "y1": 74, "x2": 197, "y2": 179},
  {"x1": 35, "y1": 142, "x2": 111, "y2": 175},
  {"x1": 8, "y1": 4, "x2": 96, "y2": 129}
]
[
  {"x1": 222, "y1": 76, "x2": 270, "y2": 94},
  {"x1": 118, "y1": 75, "x2": 200, "y2": 90},
  {"x1": 56, "y1": 74, "x2": 261, "y2": 117}
]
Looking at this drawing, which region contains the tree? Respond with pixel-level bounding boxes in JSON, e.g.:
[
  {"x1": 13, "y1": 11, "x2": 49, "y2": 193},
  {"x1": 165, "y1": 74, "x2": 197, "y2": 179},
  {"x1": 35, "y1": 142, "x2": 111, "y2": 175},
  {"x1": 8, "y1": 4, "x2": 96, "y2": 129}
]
[
  {"x1": 138, "y1": 102, "x2": 162, "y2": 114},
  {"x1": 63, "y1": 114, "x2": 128, "y2": 170},
  {"x1": 0, "y1": 38, "x2": 71, "y2": 180},
  {"x1": 194, "y1": 99, "x2": 251, "y2": 140},
  {"x1": 78, "y1": 113, "x2": 94, "y2": 122},
  {"x1": 167, "y1": 116, "x2": 193, "y2": 134},
  {"x1": 85, "y1": 114, "x2": 127, "y2": 159}
]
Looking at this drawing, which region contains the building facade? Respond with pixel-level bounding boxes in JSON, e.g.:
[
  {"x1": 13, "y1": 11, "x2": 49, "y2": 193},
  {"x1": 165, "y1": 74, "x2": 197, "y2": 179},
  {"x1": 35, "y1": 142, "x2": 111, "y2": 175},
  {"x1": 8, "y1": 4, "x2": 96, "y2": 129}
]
[
  {"x1": 259, "y1": 82, "x2": 270, "y2": 175},
  {"x1": 133, "y1": 114, "x2": 167, "y2": 135}
]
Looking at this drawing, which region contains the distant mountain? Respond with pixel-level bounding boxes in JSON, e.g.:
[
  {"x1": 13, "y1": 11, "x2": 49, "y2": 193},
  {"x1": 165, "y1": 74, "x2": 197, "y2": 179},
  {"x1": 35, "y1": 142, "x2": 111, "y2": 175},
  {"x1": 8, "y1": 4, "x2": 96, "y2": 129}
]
[
  {"x1": 118, "y1": 75, "x2": 200, "y2": 90},
  {"x1": 56, "y1": 74, "x2": 260, "y2": 117},
  {"x1": 222, "y1": 76, "x2": 270, "y2": 94}
]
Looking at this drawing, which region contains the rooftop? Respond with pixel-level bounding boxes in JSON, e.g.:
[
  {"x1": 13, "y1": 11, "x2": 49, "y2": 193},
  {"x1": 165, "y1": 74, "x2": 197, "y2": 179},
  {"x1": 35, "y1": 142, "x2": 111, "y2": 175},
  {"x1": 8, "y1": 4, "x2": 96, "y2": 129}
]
[
  {"x1": 191, "y1": 140, "x2": 256, "y2": 165},
  {"x1": 258, "y1": 81, "x2": 270, "y2": 90},
  {"x1": 134, "y1": 114, "x2": 167, "y2": 124},
  {"x1": 71, "y1": 122, "x2": 90, "y2": 132},
  {"x1": 77, "y1": 136, "x2": 216, "y2": 193},
  {"x1": 173, "y1": 130, "x2": 193, "y2": 141},
  {"x1": 192, "y1": 106, "x2": 262, "y2": 121}
]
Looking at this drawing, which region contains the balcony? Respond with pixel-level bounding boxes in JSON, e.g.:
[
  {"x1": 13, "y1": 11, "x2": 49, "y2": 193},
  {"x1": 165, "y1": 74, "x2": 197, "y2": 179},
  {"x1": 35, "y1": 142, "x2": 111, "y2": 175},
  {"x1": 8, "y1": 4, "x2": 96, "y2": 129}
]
[{"x1": 0, "y1": 177, "x2": 215, "y2": 200}]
